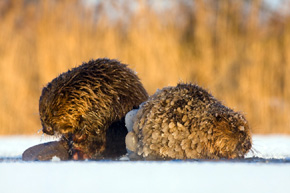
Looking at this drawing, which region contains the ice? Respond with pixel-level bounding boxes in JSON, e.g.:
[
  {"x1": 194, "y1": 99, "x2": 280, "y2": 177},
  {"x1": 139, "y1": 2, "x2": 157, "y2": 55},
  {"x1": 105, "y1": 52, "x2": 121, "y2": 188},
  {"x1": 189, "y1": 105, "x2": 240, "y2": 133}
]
[
  {"x1": 247, "y1": 135, "x2": 290, "y2": 159},
  {"x1": 0, "y1": 135, "x2": 59, "y2": 158},
  {"x1": 0, "y1": 135, "x2": 289, "y2": 193},
  {"x1": 51, "y1": 156, "x2": 61, "y2": 162},
  {"x1": 125, "y1": 109, "x2": 139, "y2": 132},
  {"x1": 0, "y1": 161, "x2": 290, "y2": 193}
]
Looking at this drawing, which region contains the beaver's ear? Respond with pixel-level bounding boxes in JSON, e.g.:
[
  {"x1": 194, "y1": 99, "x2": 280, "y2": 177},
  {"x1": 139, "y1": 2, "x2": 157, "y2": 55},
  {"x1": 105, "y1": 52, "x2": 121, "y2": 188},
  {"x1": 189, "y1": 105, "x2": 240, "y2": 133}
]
[
  {"x1": 41, "y1": 86, "x2": 49, "y2": 95},
  {"x1": 46, "y1": 82, "x2": 52, "y2": 90}
]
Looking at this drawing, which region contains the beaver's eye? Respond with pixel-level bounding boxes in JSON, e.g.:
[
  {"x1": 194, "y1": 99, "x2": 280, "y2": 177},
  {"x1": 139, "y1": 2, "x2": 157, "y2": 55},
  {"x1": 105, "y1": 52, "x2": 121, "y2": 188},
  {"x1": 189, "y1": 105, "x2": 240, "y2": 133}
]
[{"x1": 216, "y1": 115, "x2": 222, "y2": 122}]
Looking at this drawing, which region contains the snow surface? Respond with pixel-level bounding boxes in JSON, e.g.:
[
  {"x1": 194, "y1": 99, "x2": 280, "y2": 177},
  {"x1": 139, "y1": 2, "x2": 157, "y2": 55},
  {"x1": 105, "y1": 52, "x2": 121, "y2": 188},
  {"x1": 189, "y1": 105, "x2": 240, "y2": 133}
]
[{"x1": 0, "y1": 135, "x2": 290, "y2": 193}]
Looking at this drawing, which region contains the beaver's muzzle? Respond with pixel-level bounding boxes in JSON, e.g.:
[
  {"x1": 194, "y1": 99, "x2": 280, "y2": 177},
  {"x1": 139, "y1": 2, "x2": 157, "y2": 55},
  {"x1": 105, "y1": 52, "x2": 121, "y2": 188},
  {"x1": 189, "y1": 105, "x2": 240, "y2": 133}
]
[{"x1": 242, "y1": 139, "x2": 252, "y2": 152}]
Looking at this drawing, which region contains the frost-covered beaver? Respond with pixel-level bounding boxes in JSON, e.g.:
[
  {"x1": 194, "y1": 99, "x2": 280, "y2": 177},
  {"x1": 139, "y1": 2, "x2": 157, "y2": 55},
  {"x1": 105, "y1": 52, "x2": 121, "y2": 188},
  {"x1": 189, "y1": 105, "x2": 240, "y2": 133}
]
[
  {"x1": 37, "y1": 58, "x2": 148, "y2": 160},
  {"x1": 125, "y1": 83, "x2": 252, "y2": 160}
]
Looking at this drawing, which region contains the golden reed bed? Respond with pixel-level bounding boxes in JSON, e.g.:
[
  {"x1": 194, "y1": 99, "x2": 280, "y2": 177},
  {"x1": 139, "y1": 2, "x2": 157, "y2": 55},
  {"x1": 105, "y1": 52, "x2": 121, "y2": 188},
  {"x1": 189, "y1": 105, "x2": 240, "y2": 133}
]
[{"x1": 0, "y1": 0, "x2": 289, "y2": 134}]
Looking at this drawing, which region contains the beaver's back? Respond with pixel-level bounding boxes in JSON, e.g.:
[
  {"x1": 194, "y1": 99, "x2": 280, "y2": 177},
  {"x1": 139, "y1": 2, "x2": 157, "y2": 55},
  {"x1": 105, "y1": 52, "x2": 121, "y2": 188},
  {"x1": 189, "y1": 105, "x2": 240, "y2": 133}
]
[{"x1": 126, "y1": 83, "x2": 252, "y2": 160}]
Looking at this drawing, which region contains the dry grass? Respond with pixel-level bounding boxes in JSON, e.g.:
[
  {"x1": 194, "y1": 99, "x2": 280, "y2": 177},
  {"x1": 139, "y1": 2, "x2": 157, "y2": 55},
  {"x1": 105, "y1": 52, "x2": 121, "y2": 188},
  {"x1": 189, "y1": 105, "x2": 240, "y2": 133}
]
[{"x1": 0, "y1": 0, "x2": 289, "y2": 135}]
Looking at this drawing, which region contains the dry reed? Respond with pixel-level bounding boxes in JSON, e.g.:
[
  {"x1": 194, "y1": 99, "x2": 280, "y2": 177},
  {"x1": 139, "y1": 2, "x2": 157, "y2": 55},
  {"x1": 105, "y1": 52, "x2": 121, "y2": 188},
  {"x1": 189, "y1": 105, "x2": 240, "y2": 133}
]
[{"x1": 0, "y1": 0, "x2": 289, "y2": 134}]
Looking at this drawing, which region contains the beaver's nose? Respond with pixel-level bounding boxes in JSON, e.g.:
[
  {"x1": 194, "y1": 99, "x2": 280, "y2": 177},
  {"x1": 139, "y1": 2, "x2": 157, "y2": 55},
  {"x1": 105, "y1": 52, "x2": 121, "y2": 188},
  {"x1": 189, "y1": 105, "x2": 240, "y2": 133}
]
[
  {"x1": 43, "y1": 126, "x2": 54, "y2": 135},
  {"x1": 242, "y1": 139, "x2": 252, "y2": 151}
]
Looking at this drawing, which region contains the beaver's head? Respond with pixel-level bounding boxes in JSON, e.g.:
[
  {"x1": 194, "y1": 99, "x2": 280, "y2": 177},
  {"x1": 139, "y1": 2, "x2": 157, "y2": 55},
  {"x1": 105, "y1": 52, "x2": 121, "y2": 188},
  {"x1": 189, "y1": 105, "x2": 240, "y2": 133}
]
[
  {"x1": 211, "y1": 112, "x2": 252, "y2": 159},
  {"x1": 39, "y1": 82, "x2": 78, "y2": 136}
]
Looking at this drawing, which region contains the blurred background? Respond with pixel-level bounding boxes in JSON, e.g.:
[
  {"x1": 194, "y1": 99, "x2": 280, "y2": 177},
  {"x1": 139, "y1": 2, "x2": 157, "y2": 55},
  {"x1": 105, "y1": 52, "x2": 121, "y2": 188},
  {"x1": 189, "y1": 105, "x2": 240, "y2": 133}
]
[{"x1": 0, "y1": 0, "x2": 289, "y2": 135}]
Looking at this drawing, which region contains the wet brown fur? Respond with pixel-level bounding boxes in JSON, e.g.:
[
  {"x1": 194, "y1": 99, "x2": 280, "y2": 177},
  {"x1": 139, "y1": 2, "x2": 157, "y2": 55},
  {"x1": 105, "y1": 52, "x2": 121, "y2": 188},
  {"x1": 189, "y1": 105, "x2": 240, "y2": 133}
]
[
  {"x1": 127, "y1": 83, "x2": 252, "y2": 160},
  {"x1": 39, "y1": 58, "x2": 148, "y2": 159}
]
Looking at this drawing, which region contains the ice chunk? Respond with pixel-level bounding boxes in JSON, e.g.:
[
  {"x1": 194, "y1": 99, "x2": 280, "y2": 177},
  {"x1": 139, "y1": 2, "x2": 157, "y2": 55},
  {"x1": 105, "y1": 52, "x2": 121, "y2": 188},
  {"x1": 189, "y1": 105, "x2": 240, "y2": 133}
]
[
  {"x1": 125, "y1": 109, "x2": 139, "y2": 132},
  {"x1": 51, "y1": 156, "x2": 61, "y2": 162},
  {"x1": 125, "y1": 132, "x2": 138, "y2": 152}
]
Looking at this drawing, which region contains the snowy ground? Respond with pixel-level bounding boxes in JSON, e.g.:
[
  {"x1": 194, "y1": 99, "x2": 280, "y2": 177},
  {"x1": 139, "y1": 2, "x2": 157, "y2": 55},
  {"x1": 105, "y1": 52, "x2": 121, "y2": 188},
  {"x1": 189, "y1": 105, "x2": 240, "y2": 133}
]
[{"x1": 0, "y1": 135, "x2": 290, "y2": 193}]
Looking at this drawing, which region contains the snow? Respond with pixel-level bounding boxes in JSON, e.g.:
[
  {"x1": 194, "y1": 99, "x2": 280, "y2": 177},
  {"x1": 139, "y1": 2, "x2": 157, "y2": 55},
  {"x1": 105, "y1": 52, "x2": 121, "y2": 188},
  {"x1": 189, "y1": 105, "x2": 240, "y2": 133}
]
[
  {"x1": 248, "y1": 135, "x2": 290, "y2": 159},
  {"x1": 0, "y1": 135, "x2": 58, "y2": 158},
  {"x1": 0, "y1": 135, "x2": 290, "y2": 193}
]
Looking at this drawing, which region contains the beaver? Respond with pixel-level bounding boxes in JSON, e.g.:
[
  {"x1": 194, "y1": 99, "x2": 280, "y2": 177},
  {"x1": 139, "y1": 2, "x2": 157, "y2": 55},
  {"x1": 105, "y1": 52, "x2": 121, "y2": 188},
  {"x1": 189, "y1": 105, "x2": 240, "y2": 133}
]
[
  {"x1": 125, "y1": 83, "x2": 252, "y2": 160},
  {"x1": 39, "y1": 58, "x2": 148, "y2": 160}
]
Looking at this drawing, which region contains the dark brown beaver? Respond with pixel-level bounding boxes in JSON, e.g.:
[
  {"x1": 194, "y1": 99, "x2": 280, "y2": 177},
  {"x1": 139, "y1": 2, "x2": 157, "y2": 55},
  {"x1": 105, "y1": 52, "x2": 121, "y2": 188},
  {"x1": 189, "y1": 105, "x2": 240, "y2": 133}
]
[
  {"x1": 125, "y1": 83, "x2": 252, "y2": 160},
  {"x1": 39, "y1": 58, "x2": 148, "y2": 159}
]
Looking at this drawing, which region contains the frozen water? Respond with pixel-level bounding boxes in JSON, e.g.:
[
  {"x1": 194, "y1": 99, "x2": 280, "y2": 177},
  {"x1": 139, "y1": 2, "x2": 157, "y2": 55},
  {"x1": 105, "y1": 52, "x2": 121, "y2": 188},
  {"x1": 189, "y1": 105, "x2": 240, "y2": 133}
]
[
  {"x1": 125, "y1": 109, "x2": 138, "y2": 132},
  {"x1": 0, "y1": 134, "x2": 289, "y2": 193},
  {"x1": 247, "y1": 135, "x2": 290, "y2": 159},
  {"x1": 0, "y1": 161, "x2": 289, "y2": 193}
]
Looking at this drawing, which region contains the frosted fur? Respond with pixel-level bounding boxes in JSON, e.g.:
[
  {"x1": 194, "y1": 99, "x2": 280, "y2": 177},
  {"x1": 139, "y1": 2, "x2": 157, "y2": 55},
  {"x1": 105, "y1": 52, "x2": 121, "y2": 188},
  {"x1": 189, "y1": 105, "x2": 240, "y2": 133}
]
[{"x1": 126, "y1": 83, "x2": 252, "y2": 160}]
